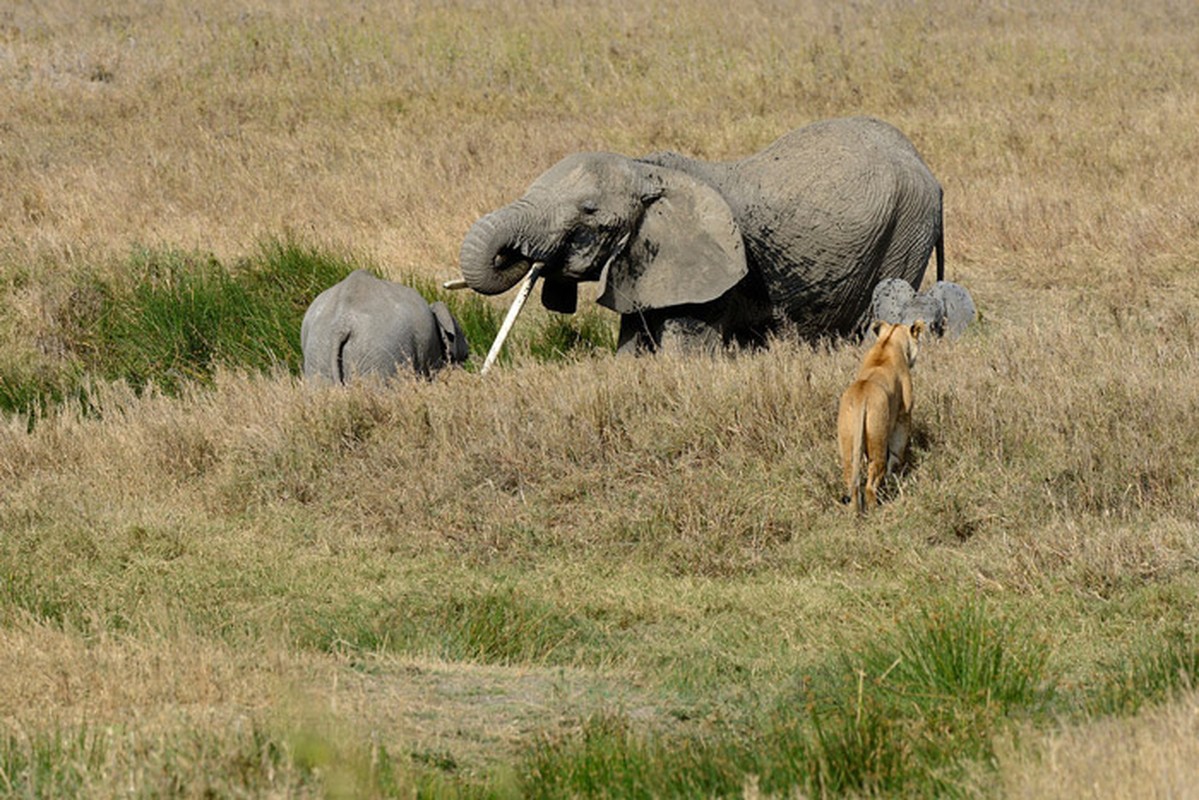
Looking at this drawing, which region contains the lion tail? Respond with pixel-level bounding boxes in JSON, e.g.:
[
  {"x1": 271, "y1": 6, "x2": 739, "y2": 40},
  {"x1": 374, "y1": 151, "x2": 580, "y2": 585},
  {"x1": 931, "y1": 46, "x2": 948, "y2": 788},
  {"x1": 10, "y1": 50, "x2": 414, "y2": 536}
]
[{"x1": 851, "y1": 400, "x2": 868, "y2": 513}]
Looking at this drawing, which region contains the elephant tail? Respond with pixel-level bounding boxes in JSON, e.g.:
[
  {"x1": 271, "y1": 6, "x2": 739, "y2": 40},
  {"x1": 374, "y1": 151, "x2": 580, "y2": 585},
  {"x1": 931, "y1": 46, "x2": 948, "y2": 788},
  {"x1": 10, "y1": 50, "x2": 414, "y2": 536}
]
[
  {"x1": 333, "y1": 327, "x2": 353, "y2": 385},
  {"x1": 935, "y1": 228, "x2": 944, "y2": 283}
]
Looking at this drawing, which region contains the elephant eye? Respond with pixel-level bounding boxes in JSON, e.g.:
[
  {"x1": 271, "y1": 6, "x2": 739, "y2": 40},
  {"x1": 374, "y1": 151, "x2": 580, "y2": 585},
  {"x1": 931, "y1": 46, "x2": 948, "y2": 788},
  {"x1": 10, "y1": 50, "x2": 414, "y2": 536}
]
[{"x1": 581, "y1": 203, "x2": 600, "y2": 216}]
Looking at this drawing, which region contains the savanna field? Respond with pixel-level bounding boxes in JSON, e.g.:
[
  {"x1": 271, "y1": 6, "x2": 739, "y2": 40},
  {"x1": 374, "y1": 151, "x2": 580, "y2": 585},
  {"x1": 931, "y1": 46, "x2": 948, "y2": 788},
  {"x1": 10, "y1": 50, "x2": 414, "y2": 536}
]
[{"x1": 2, "y1": 1, "x2": 1199, "y2": 796}]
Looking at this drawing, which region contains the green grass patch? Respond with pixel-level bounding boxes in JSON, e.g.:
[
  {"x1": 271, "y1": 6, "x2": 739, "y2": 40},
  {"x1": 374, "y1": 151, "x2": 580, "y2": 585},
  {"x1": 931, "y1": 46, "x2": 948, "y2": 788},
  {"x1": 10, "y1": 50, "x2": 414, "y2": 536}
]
[
  {"x1": 0, "y1": 568, "x2": 83, "y2": 630},
  {"x1": 78, "y1": 240, "x2": 356, "y2": 394},
  {"x1": 0, "y1": 367, "x2": 89, "y2": 424},
  {"x1": 404, "y1": 274, "x2": 616, "y2": 368},
  {"x1": 1089, "y1": 630, "x2": 1199, "y2": 717},
  {"x1": 518, "y1": 598, "x2": 1055, "y2": 798},
  {"x1": 0, "y1": 240, "x2": 357, "y2": 419},
  {"x1": 795, "y1": 598, "x2": 1054, "y2": 794},
  {"x1": 524, "y1": 310, "x2": 617, "y2": 363},
  {"x1": 0, "y1": 727, "x2": 108, "y2": 797},
  {"x1": 299, "y1": 584, "x2": 606, "y2": 667},
  {"x1": 0, "y1": 719, "x2": 483, "y2": 798},
  {"x1": 0, "y1": 244, "x2": 619, "y2": 420}
]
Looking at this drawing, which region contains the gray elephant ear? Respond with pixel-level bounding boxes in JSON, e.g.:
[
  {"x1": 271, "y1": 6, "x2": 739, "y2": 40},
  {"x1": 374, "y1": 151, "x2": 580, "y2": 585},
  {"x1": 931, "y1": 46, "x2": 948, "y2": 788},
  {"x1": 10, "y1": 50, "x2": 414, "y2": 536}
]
[
  {"x1": 431, "y1": 301, "x2": 469, "y2": 364},
  {"x1": 597, "y1": 168, "x2": 746, "y2": 314}
]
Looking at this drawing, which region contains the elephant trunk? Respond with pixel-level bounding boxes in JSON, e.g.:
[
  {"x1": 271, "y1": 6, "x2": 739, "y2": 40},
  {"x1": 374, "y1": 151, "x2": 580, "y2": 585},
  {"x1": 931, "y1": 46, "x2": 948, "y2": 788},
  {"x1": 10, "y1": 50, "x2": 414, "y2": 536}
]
[{"x1": 459, "y1": 207, "x2": 539, "y2": 295}]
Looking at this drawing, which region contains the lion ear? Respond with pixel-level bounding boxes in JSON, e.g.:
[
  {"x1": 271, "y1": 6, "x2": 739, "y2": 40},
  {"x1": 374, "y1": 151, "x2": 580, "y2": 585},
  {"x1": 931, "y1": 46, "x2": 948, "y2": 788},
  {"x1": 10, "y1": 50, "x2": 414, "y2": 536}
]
[
  {"x1": 871, "y1": 319, "x2": 886, "y2": 337},
  {"x1": 910, "y1": 320, "x2": 926, "y2": 340}
]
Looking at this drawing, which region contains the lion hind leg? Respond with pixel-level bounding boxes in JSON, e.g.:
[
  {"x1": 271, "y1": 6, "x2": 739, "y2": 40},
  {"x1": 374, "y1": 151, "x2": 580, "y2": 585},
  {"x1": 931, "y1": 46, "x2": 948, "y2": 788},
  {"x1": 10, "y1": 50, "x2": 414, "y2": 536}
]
[
  {"x1": 887, "y1": 413, "x2": 910, "y2": 476},
  {"x1": 837, "y1": 387, "x2": 869, "y2": 511},
  {"x1": 863, "y1": 394, "x2": 892, "y2": 511},
  {"x1": 864, "y1": 450, "x2": 887, "y2": 510}
]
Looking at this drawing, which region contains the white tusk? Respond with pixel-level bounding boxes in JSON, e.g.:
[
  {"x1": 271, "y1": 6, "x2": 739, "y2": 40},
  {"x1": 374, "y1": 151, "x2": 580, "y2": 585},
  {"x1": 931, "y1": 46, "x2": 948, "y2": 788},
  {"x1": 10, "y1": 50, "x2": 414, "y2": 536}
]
[
  {"x1": 442, "y1": 278, "x2": 469, "y2": 290},
  {"x1": 480, "y1": 263, "x2": 543, "y2": 375}
]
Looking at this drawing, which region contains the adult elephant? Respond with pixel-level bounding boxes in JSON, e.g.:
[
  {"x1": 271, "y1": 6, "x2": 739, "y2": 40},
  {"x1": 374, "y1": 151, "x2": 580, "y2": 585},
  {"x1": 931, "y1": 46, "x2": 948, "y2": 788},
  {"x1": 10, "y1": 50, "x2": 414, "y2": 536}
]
[
  {"x1": 301, "y1": 270, "x2": 468, "y2": 383},
  {"x1": 459, "y1": 116, "x2": 944, "y2": 353}
]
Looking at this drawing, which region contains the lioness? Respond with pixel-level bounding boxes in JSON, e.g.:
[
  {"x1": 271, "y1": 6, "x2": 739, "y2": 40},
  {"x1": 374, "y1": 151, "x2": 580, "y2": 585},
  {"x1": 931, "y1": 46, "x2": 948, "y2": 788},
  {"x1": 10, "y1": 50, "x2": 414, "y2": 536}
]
[{"x1": 837, "y1": 320, "x2": 925, "y2": 512}]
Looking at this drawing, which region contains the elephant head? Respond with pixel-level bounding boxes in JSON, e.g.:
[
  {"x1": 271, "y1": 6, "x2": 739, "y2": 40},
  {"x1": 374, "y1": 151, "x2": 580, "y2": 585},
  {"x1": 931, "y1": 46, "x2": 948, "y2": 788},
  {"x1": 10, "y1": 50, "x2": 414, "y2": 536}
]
[
  {"x1": 870, "y1": 278, "x2": 945, "y2": 337},
  {"x1": 926, "y1": 281, "x2": 977, "y2": 339},
  {"x1": 459, "y1": 153, "x2": 748, "y2": 320}
]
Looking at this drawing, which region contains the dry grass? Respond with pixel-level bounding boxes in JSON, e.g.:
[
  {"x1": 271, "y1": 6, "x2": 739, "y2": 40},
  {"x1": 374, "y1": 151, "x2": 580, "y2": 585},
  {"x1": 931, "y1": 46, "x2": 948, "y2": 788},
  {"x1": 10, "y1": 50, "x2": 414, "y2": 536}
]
[
  {"x1": 3, "y1": 0, "x2": 1199, "y2": 795},
  {"x1": 997, "y1": 690, "x2": 1199, "y2": 799}
]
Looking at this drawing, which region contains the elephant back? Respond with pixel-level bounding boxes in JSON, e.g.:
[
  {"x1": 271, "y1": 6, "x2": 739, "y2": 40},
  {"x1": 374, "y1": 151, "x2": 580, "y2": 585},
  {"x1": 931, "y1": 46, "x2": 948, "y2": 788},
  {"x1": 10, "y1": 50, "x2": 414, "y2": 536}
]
[
  {"x1": 302, "y1": 270, "x2": 444, "y2": 382},
  {"x1": 725, "y1": 117, "x2": 944, "y2": 338}
]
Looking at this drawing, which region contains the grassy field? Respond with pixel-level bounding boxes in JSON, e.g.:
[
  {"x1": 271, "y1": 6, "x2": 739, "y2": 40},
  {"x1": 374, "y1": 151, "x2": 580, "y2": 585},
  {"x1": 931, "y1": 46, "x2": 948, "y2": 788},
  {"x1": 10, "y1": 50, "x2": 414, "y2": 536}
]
[{"x1": 3, "y1": 0, "x2": 1199, "y2": 796}]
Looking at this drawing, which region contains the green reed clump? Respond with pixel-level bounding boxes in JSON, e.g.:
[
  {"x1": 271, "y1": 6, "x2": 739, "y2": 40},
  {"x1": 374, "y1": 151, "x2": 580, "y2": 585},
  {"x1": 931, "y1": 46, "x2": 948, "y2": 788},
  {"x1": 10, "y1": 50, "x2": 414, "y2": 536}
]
[
  {"x1": 0, "y1": 722, "x2": 332, "y2": 797},
  {"x1": 404, "y1": 274, "x2": 617, "y2": 368},
  {"x1": 80, "y1": 241, "x2": 357, "y2": 393},
  {"x1": 796, "y1": 598, "x2": 1054, "y2": 794},
  {"x1": 0, "y1": 240, "x2": 358, "y2": 418},
  {"x1": 0, "y1": 244, "x2": 621, "y2": 420},
  {"x1": 0, "y1": 367, "x2": 88, "y2": 423},
  {"x1": 0, "y1": 728, "x2": 104, "y2": 797},
  {"x1": 524, "y1": 310, "x2": 617, "y2": 363},
  {"x1": 295, "y1": 584, "x2": 605, "y2": 668},
  {"x1": 849, "y1": 599, "x2": 1053, "y2": 718},
  {"x1": 0, "y1": 567, "x2": 83, "y2": 629}
]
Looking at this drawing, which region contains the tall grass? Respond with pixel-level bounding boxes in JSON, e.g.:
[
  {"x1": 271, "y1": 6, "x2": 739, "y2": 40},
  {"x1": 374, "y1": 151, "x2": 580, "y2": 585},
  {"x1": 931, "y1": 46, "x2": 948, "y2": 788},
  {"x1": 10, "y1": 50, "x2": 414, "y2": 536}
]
[
  {"x1": 1088, "y1": 631, "x2": 1199, "y2": 717},
  {"x1": 0, "y1": 240, "x2": 358, "y2": 417}
]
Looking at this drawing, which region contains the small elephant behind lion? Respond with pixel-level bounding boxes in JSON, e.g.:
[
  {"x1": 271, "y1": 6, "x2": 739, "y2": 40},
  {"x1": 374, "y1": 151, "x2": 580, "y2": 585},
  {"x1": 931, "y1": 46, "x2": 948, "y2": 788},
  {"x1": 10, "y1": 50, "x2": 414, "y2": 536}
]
[
  {"x1": 301, "y1": 270, "x2": 469, "y2": 384},
  {"x1": 869, "y1": 278, "x2": 977, "y2": 339}
]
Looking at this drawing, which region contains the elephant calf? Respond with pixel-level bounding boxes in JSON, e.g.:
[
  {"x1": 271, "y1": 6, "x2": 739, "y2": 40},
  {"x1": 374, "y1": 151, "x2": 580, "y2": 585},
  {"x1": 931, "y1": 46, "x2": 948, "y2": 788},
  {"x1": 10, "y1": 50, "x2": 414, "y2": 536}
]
[
  {"x1": 301, "y1": 270, "x2": 468, "y2": 384},
  {"x1": 870, "y1": 278, "x2": 977, "y2": 339}
]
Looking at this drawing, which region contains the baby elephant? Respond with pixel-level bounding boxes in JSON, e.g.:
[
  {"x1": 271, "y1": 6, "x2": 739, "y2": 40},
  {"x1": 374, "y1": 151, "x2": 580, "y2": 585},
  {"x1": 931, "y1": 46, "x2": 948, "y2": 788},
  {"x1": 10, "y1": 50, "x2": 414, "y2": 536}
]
[
  {"x1": 870, "y1": 278, "x2": 976, "y2": 339},
  {"x1": 301, "y1": 270, "x2": 468, "y2": 384}
]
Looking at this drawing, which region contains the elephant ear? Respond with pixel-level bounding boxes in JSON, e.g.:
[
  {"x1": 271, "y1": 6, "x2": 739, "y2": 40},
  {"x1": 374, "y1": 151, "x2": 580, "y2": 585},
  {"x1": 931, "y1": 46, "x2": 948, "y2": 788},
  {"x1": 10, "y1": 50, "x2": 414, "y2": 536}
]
[
  {"x1": 430, "y1": 301, "x2": 469, "y2": 364},
  {"x1": 597, "y1": 168, "x2": 746, "y2": 314}
]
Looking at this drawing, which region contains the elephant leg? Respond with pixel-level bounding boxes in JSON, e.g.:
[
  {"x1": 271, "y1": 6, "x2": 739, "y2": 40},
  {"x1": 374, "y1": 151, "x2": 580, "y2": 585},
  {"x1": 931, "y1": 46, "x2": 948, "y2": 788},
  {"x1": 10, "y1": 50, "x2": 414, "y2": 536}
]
[
  {"x1": 618, "y1": 309, "x2": 720, "y2": 354},
  {"x1": 619, "y1": 305, "x2": 730, "y2": 355},
  {"x1": 617, "y1": 313, "x2": 656, "y2": 355},
  {"x1": 657, "y1": 315, "x2": 723, "y2": 354}
]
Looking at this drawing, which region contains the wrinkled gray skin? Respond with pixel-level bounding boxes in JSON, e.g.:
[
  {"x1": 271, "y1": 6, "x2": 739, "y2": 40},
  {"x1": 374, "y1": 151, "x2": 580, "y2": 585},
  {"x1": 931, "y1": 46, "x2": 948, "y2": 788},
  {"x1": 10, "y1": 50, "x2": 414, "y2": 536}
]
[
  {"x1": 459, "y1": 116, "x2": 944, "y2": 353},
  {"x1": 927, "y1": 281, "x2": 977, "y2": 339},
  {"x1": 301, "y1": 270, "x2": 468, "y2": 383},
  {"x1": 870, "y1": 278, "x2": 976, "y2": 339}
]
